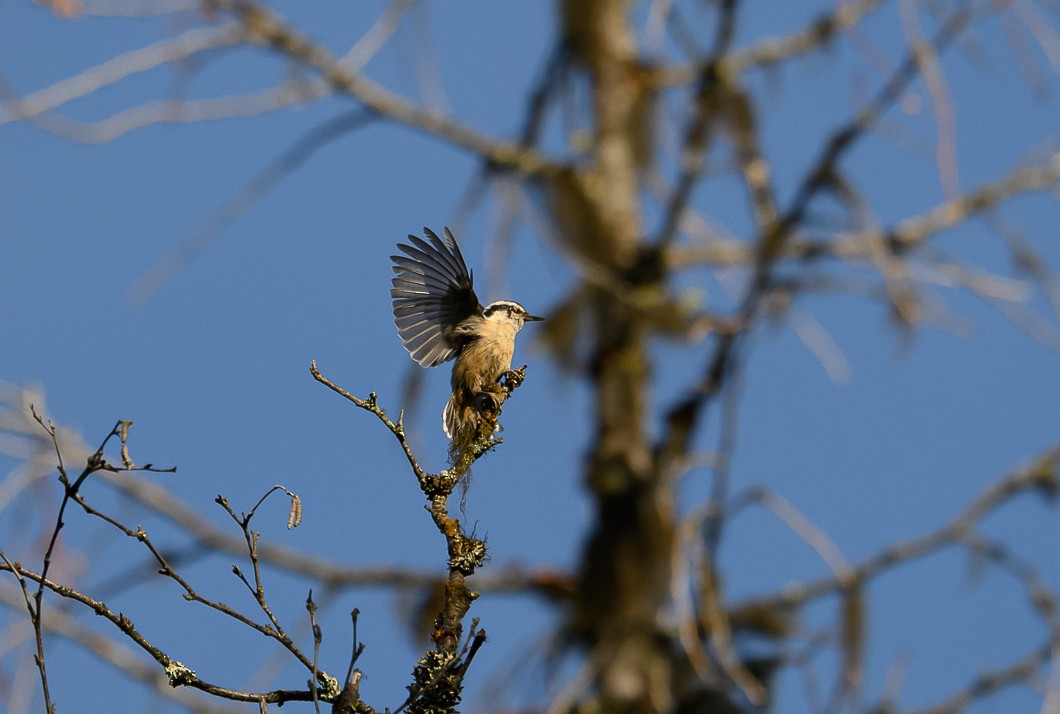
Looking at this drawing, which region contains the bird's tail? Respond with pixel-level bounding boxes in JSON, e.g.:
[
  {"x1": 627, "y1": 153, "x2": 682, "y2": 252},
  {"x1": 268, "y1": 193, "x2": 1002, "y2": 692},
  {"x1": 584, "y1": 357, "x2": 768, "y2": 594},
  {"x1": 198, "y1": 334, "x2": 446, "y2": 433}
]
[
  {"x1": 443, "y1": 389, "x2": 477, "y2": 465},
  {"x1": 446, "y1": 387, "x2": 508, "y2": 477},
  {"x1": 443, "y1": 390, "x2": 469, "y2": 439}
]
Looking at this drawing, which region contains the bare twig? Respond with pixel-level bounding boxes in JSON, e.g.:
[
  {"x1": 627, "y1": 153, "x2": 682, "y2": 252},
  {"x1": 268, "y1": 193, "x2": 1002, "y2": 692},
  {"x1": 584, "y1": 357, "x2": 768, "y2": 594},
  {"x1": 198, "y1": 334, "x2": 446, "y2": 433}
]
[
  {"x1": 206, "y1": 0, "x2": 559, "y2": 178},
  {"x1": 310, "y1": 361, "x2": 430, "y2": 486},
  {"x1": 728, "y1": 0, "x2": 887, "y2": 74},
  {"x1": 651, "y1": 0, "x2": 744, "y2": 249},
  {"x1": 776, "y1": 3, "x2": 983, "y2": 240},
  {"x1": 0, "y1": 562, "x2": 331, "y2": 704},
  {"x1": 0, "y1": 545, "x2": 51, "y2": 712},
  {"x1": 0, "y1": 582, "x2": 242, "y2": 713},
  {"x1": 899, "y1": 0, "x2": 960, "y2": 198},
  {"x1": 0, "y1": 24, "x2": 247, "y2": 125},
  {"x1": 344, "y1": 608, "x2": 366, "y2": 686},
  {"x1": 23, "y1": 82, "x2": 331, "y2": 144},
  {"x1": 22, "y1": 411, "x2": 176, "y2": 712},
  {"x1": 654, "y1": 5, "x2": 989, "y2": 535},
  {"x1": 307, "y1": 590, "x2": 323, "y2": 714},
  {"x1": 24, "y1": 413, "x2": 338, "y2": 700},
  {"x1": 901, "y1": 641, "x2": 1053, "y2": 714},
  {"x1": 665, "y1": 149, "x2": 1060, "y2": 269},
  {"x1": 734, "y1": 446, "x2": 1060, "y2": 614},
  {"x1": 75, "y1": 0, "x2": 203, "y2": 16},
  {"x1": 214, "y1": 490, "x2": 322, "y2": 679}
]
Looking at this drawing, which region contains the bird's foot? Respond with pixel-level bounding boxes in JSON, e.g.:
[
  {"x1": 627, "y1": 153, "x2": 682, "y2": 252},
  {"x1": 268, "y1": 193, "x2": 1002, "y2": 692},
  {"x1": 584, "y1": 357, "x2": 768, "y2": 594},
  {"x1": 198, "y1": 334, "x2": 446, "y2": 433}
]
[{"x1": 499, "y1": 366, "x2": 527, "y2": 392}]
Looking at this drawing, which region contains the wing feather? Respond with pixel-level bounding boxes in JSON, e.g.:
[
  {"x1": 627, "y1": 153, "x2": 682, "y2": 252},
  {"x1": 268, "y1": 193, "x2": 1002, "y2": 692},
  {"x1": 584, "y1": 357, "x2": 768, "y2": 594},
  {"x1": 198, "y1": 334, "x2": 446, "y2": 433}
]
[{"x1": 390, "y1": 227, "x2": 480, "y2": 367}]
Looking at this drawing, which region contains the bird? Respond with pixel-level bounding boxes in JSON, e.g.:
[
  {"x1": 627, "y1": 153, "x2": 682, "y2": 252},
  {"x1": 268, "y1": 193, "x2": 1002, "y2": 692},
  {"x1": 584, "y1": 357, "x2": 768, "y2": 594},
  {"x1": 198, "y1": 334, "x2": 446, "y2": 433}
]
[{"x1": 390, "y1": 227, "x2": 543, "y2": 452}]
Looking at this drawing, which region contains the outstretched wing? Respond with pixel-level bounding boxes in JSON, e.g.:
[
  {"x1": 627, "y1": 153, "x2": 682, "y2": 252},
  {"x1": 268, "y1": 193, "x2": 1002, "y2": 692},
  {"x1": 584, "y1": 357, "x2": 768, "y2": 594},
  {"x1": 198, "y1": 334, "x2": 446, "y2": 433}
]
[{"x1": 390, "y1": 227, "x2": 481, "y2": 367}]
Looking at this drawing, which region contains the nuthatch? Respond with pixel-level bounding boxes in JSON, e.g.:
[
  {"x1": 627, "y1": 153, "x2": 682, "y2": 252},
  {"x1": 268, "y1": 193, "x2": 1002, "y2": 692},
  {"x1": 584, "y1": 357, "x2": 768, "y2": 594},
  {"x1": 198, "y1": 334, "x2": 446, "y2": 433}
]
[{"x1": 390, "y1": 227, "x2": 542, "y2": 444}]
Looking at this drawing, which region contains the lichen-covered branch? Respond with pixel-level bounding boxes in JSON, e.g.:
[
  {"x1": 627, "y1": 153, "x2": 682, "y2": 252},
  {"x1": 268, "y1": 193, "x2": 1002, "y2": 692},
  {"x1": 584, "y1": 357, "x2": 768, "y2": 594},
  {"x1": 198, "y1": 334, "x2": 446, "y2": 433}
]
[{"x1": 311, "y1": 359, "x2": 525, "y2": 711}]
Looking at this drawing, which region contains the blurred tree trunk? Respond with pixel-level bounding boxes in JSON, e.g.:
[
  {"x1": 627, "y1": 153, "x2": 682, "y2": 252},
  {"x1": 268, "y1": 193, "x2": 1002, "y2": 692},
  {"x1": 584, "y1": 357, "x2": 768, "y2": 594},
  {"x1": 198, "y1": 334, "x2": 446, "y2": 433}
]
[{"x1": 558, "y1": 2, "x2": 681, "y2": 711}]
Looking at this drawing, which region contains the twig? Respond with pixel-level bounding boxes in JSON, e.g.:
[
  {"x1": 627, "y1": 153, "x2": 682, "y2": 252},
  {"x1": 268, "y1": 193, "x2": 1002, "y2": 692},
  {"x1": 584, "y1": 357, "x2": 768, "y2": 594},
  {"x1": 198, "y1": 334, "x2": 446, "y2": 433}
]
[
  {"x1": 651, "y1": 0, "x2": 743, "y2": 249},
  {"x1": 776, "y1": 2, "x2": 981, "y2": 238},
  {"x1": 655, "y1": 0, "x2": 887, "y2": 86},
  {"x1": 307, "y1": 590, "x2": 322, "y2": 714},
  {"x1": 0, "y1": 562, "x2": 331, "y2": 704},
  {"x1": 393, "y1": 622, "x2": 487, "y2": 714},
  {"x1": 24, "y1": 411, "x2": 176, "y2": 712},
  {"x1": 74, "y1": 0, "x2": 203, "y2": 16},
  {"x1": 899, "y1": 0, "x2": 960, "y2": 198},
  {"x1": 0, "y1": 24, "x2": 247, "y2": 125},
  {"x1": 0, "y1": 582, "x2": 242, "y2": 713},
  {"x1": 22, "y1": 82, "x2": 331, "y2": 144},
  {"x1": 310, "y1": 361, "x2": 431, "y2": 486},
  {"x1": 900, "y1": 641, "x2": 1053, "y2": 714},
  {"x1": 344, "y1": 608, "x2": 366, "y2": 686},
  {"x1": 729, "y1": 0, "x2": 886, "y2": 74},
  {"x1": 97, "y1": 470, "x2": 439, "y2": 588},
  {"x1": 311, "y1": 361, "x2": 514, "y2": 710},
  {"x1": 663, "y1": 149, "x2": 1060, "y2": 268},
  {"x1": 0, "y1": 545, "x2": 51, "y2": 712},
  {"x1": 205, "y1": 0, "x2": 559, "y2": 178},
  {"x1": 25, "y1": 416, "x2": 334, "y2": 698},
  {"x1": 214, "y1": 490, "x2": 320, "y2": 677},
  {"x1": 733, "y1": 446, "x2": 1060, "y2": 614}
]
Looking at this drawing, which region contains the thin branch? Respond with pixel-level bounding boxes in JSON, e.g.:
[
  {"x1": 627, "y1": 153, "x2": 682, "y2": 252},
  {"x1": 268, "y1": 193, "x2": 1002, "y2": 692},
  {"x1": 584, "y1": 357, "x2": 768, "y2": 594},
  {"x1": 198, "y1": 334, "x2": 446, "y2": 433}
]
[
  {"x1": 2, "y1": 414, "x2": 335, "y2": 703},
  {"x1": 206, "y1": 0, "x2": 559, "y2": 178},
  {"x1": 889, "y1": 151, "x2": 1060, "y2": 252},
  {"x1": 737, "y1": 488, "x2": 855, "y2": 584},
  {"x1": 26, "y1": 418, "x2": 332, "y2": 691},
  {"x1": 651, "y1": 0, "x2": 742, "y2": 249},
  {"x1": 76, "y1": 0, "x2": 203, "y2": 16},
  {"x1": 0, "y1": 546, "x2": 51, "y2": 712},
  {"x1": 0, "y1": 562, "x2": 330, "y2": 704},
  {"x1": 0, "y1": 24, "x2": 247, "y2": 124},
  {"x1": 309, "y1": 361, "x2": 430, "y2": 487},
  {"x1": 24, "y1": 82, "x2": 331, "y2": 144},
  {"x1": 960, "y1": 534, "x2": 1059, "y2": 629},
  {"x1": 899, "y1": 0, "x2": 960, "y2": 198},
  {"x1": 656, "y1": 0, "x2": 887, "y2": 86},
  {"x1": 25, "y1": 412, "x2": 173, "y2": 712},
  {"x1": 345, "y1": 608, "x2": 366, "y2": 686},
  {"x1": 393, "y1": 622, "x2": 487, "y2": 714},
  {"x1": 97, "y1": 471, "x2": 435, "y2": 588},
  {"x1": 80, "y1": 492, "x2": 321, "y2": 674},
  {"x1": 900, "y1": 641, "x2": 1053, "y2": 714},
  {"x1": 213, "y1": 489, "x2": 319, "y2": 678},
  {"x1": 0, "y1": 583, "x2": 242, "y2": 713},
  {"x1": 776, "y1": 2, "x2": 981, "y2": 238},
  {"x1": 307, "y1": 590, "x2": 323, "y2": 714},
  {"x1": 727, "y1": 0, "x2": 887, "y2": 74},
  {"x1": 341, "y1": 0, "x2": 416, "y2": 75},
  {"x1": 734, "y1": 446, "x2": 1060, "y2": 614},
  {"x1": 663, "y1": 149, "x2": 1060, "y2": 266}
]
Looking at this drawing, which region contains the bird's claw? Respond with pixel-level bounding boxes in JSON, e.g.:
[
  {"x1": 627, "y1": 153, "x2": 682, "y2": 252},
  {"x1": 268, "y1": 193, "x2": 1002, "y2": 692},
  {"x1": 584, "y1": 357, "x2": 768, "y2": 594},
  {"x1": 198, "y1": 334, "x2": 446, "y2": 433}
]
[{"x1": 500, "y1": 367, "x2": 526, "y2": 391}]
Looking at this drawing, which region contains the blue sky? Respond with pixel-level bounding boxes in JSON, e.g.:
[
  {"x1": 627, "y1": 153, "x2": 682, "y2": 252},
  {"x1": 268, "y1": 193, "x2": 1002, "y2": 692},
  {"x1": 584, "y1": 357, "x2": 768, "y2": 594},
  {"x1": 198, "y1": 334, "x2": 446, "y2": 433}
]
[{"x1": 1, "y1": 1, "x2": 1059, "y2": 712}]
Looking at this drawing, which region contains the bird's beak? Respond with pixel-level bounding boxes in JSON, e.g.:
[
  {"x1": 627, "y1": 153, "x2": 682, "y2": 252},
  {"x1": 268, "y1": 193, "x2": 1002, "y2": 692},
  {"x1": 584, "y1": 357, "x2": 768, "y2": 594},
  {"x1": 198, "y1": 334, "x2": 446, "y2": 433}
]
[{"x1": 525, "y1": 313, "x2": 545, "y2": 322}]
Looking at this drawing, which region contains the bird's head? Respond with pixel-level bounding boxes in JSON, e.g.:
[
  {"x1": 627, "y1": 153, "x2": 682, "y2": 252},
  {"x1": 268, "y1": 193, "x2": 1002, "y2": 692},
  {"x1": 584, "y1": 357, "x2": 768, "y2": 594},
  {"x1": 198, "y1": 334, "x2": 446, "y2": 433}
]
[{"x1": 482, "y1": 300, "x2": 544, "y2": 332}]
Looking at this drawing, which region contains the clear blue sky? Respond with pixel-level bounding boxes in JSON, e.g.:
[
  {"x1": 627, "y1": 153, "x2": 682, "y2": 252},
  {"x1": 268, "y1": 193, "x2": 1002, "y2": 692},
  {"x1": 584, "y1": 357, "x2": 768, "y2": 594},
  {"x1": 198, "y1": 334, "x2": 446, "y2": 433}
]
[{"x1": 1, "y1": 2, "x2": 1058, "y2": 712}]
